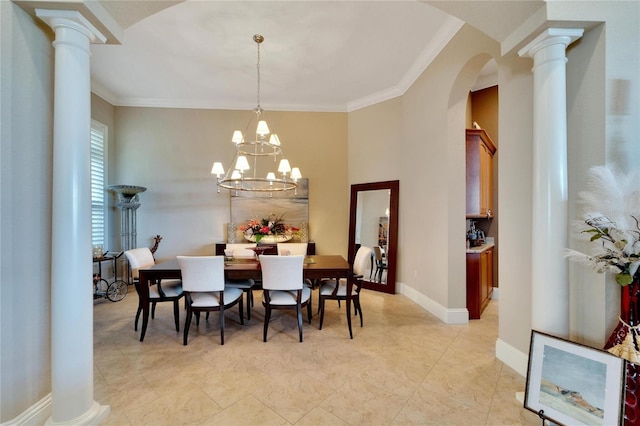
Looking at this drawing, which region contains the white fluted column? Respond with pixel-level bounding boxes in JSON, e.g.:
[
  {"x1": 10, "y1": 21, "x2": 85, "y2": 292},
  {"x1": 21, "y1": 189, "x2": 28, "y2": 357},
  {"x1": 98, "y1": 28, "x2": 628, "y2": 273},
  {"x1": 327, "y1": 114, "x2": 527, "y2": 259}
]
[
  {"x1": 35, "y1": 9, "x2": 109, "y2": 425},
  {"x1": 518, "y1": 28, "x2": 583, "y2": 337}
]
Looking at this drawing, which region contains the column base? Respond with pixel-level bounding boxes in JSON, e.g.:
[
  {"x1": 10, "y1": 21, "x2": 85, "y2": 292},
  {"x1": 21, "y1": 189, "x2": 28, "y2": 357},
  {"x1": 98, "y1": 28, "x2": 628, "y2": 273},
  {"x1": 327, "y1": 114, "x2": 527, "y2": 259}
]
[{"x1": 45, "y1": 401, "x2": 110, "y2": 426}]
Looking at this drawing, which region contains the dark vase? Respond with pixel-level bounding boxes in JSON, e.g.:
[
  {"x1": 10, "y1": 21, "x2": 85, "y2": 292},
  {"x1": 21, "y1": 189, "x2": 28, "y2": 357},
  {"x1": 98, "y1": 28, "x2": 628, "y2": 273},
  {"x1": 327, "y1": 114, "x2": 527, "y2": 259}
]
[{"x1": 604, "y1": 273, "x2": 640, "y2": 425}]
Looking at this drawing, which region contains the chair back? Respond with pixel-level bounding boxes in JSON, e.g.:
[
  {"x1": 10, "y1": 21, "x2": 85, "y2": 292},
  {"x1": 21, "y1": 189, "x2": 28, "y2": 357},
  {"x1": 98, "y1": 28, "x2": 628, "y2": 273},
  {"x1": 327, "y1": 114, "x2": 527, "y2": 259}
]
[
  {"x1": 259, "y1": 255, "x2": 304, "y2": 291},
  {"x1": 177, "y1": 256, "x2": 225, "y2": 292},
  {"x1": 225, "y1": 243, "x2": 257, "y2": 258},
  {"x1": 353, "y1": 246, "x2": 373, "y2": 277},
  {"x1": 124, "y1": 247, "x2": 155, "y2": 280},
  {"x1": 277, "y1": 243, "x2": 308, "y2": 256},
  {"x1": 373, "y1": 246, "x2": 384, "y2": 261}
]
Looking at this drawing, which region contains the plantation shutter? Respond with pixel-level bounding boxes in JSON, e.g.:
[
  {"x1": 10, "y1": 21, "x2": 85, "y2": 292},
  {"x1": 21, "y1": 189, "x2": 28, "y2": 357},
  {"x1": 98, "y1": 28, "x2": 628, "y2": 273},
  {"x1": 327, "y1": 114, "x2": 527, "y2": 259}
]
[{"x1": 90, "y1": 120, "x2": 107, "y2": 247}]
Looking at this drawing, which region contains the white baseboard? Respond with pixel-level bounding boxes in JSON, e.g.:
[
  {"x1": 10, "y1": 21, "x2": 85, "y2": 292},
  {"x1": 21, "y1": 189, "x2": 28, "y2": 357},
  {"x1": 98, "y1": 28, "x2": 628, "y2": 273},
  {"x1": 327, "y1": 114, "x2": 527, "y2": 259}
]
[
  {"x1": 496, "y1": 337, "x2": 529, "y2": 377},
  {"x1": 2, "y1": 394, "x2": 51, "y2": 426},
  {"x1": 398, "y1": 282, "x2": 469, "y2": 324},
  {"x1": 2, "y1": 396, "x2": 110, "y2": 426}
]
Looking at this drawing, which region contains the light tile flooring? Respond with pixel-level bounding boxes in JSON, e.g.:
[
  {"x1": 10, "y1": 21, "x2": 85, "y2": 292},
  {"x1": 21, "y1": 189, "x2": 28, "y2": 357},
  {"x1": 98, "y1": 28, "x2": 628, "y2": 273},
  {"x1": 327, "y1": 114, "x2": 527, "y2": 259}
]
[{"x1": 94, "y1": 287, "x2": 540, "y2": 425}]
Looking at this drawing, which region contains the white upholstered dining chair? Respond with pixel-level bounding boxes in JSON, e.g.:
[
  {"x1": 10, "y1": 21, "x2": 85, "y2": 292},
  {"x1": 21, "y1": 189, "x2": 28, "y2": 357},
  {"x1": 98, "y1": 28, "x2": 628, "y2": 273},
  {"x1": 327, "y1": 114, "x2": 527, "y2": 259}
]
[
  {"x1": 225, "y1": 243, "x2": 257, "y2": 258},
  {"x1": 372, "y1": 246, "x2": 387, "y2": 283},
  {"x1": 277, "y1": 242, "x2": 315, "y2": 309},
  {"x1": 124, "y1": 247, "x2": 184, "y2": 336},
  {"x1": 177, "y1": 256, "x2": 244, "y2": 345},
  {"x1": 223, "y1": 243, "x2": 260, "y2": 319},
  {"x1": 318, "y1": 246, "x2": 371, "y2": 338},
  {"x1": 259, "y1": 255, "x2": 311, "y2": 342},
  {"x1": 277, "y1": 242, "x2": 308, "y2": 256}
]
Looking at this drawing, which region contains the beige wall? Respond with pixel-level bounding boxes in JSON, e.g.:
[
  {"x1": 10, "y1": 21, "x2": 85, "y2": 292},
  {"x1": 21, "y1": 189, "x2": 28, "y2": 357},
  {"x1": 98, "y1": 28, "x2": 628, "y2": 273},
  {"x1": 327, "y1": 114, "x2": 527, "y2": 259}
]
[
  {"x1": 495, "y1": 51, "x2": 536, "y2": 358},
  {"x1": 1, "y1": 2, "x2": 54, "y2": 421},
  {"x1": 112, "y1": 107, "x2": 348, "y2": 260},
  {"x1": 348, "y1": 96, "x2": 403, "y2": 186},
  {"x1": 404, "y1": 25, "x2": 499, "y2": 312}
]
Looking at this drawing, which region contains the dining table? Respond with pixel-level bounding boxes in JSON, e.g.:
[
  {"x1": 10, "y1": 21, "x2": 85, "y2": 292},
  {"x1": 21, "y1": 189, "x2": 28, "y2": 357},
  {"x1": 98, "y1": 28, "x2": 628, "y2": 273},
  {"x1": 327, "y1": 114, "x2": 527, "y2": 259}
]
[{"x1": 136, "y1": 255, "x2": 353, "y2": 342}]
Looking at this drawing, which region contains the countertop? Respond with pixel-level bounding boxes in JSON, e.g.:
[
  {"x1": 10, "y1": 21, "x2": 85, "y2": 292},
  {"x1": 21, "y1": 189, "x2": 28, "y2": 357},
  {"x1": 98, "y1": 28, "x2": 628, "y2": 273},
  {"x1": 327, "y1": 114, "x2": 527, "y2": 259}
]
[{"x1": 466, "y1": 241, "x2": 495, "y2": 254}]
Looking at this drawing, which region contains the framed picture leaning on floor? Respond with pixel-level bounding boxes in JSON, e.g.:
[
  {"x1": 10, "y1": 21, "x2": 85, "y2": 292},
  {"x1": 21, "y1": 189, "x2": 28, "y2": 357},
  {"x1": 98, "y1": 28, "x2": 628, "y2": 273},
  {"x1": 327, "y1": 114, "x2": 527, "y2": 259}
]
[{"x1": 525, "y1": 330, "x2": 626, "y2": 426}]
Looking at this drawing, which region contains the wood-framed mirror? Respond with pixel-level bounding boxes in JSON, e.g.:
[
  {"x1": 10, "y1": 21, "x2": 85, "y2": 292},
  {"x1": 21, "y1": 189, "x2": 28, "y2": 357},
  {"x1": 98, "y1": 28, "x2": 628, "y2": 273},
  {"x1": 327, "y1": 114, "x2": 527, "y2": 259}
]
[{"x1": 348, "y1": 180, "x2": 399, "y2": 294}]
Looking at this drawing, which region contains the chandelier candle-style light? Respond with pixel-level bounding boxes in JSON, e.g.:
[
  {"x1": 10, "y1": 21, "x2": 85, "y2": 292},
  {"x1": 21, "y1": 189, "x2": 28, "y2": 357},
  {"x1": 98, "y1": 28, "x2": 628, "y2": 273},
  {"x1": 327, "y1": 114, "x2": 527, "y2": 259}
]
[{"x1": 211, "y1": 34, "x2": 301, "y2": 193}]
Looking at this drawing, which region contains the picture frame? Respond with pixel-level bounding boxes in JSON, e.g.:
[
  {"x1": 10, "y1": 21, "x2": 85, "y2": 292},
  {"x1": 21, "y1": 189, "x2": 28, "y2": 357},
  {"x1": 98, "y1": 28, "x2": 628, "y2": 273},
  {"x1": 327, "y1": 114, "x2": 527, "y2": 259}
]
[
  {"x1": 228, "y1": 178, "x2": 309, "y2": 243},
  {"x1": 525, "y1": 330, "x2": 626, "y2": 426}
]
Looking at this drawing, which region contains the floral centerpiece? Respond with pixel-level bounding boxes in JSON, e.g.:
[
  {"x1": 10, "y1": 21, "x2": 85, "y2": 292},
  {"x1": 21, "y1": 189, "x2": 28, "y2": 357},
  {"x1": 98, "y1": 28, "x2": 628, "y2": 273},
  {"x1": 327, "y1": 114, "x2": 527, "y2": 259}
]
[
  {"x1": 565, "y1": 166, "x2": 640, "y2": 365},
  {"x1": 239, "y1": 213, "x2": 298, "y2": 243}
]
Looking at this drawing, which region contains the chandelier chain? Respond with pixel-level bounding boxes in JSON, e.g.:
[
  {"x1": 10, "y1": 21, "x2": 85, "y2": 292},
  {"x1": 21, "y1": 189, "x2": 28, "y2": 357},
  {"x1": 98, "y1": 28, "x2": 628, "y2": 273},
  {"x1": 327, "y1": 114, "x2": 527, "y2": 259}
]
[{"x1": 256, "y1": 36, "x2": 261, "y2": 111}]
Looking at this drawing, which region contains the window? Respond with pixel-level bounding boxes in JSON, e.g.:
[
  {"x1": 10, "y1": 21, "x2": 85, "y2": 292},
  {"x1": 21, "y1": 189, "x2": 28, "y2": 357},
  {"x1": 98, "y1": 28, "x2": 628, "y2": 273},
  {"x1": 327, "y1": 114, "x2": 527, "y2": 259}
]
[{"x1": 91, "y1": 120, "x2": 108, "y2": 248}]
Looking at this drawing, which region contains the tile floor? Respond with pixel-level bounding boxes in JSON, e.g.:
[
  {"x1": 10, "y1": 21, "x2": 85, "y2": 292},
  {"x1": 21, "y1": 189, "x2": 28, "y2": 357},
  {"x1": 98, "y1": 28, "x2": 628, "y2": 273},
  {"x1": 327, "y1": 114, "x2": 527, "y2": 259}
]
[{"x1": 94, "y1": 286, "x2": 540, "y2": 425}]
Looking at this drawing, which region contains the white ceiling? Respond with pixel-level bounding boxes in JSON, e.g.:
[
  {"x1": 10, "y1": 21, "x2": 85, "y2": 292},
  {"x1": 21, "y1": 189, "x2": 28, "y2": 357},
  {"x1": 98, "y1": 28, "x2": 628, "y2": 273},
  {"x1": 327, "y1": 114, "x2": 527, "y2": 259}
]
[{"x1": 90, "y1": 1, "x2": 534, "y2": 112}]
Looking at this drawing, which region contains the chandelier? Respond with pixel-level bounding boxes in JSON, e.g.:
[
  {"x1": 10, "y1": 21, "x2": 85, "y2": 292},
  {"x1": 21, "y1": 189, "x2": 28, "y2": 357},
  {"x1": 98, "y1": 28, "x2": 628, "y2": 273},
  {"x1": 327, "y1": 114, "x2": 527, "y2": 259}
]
[{"x1": 211, "y1": 34, "x2": 301, "y2": 193}]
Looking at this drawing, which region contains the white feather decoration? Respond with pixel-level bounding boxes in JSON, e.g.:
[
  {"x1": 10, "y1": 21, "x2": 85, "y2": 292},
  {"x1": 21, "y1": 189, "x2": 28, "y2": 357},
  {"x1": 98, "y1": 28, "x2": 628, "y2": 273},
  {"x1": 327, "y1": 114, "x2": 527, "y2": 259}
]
[{"x1": 565, "y1": 166, "x2": 640, "y2": 283}]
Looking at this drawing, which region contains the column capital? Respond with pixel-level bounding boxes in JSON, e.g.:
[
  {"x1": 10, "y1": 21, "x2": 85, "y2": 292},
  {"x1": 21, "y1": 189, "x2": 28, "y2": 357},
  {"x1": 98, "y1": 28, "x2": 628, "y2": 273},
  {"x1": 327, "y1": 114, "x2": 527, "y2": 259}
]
[
  {"x1": 35, "y1": 9, "x2": 106, "y2": 44},
  {"x1": 518, "y1": 28, "x2": 584, "y2": 59}
]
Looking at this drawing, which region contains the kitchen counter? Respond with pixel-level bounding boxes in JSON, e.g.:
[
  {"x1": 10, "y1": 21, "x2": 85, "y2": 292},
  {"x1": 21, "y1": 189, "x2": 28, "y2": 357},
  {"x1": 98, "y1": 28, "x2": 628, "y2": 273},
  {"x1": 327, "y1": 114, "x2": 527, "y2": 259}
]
[{"x1": 466, "y1": 242, "x2": 495, "y2": 254}]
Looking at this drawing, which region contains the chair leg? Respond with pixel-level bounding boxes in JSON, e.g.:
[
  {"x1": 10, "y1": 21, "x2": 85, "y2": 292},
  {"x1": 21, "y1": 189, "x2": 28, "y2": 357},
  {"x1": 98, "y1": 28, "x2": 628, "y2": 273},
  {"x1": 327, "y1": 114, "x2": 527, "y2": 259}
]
[
  {"x1": 183, "y1": 308, "x2": 192, "y2": 346},
  {"x1": 151, "y1": 301, "x2": 157, "y2": 319},
  {"x1": 245, "y1": 289, "x2": 251, "y2": 320},
  {"x1": 346, "y1": 299, "x2": 353, "y2": 339},
  {"x1": 173, "y1": 300, "x2": 180, "y2": 332},
  {"x1": 195, "y1": 312, "x2": 200, "y2": 326},
  {"x1": 134, "y1": 304, "x2": 142, "y2": 331},
  {"x1": 297, "y1": 303, "x2": 303, "y2": 342},
  {"x1": 220, "y1": 306, "x2": 225, "y2": 345},
  {"x1": 307, "y1": 300, "x2": 312, "y2": 324},
  {"x1": 355, "y1": 298, "x2": 363, "y2": 327},
  {"x1": 319, "y1": 297, "x2": 325, "y2": 330},
  {"x1": 239, "y1": 294, "x2": 245, "y2": 325},
  {"x1": 263, "y1": 305, "x2": 271, "y2": 342}
]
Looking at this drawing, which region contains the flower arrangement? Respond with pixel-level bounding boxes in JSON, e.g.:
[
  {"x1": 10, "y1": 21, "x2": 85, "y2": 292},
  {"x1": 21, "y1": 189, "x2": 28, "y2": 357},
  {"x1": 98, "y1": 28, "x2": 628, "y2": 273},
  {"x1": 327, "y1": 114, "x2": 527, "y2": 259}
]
[
  {"x1": 239, "y1": 213, "x2": 298, "y2": 243},
  {"x1": 564, "y1": 167, "x2": 640, "y2": 364},
  {"x1": 565, "y1": 166, "x2": 640, "y2": 286}
]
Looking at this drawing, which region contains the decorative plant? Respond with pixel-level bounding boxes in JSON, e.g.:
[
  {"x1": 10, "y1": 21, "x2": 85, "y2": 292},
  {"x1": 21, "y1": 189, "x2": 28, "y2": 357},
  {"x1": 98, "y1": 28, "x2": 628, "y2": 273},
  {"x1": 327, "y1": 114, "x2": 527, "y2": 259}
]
[
  {"x1": 239, "y1": 213, "x2": 298, "y2": 242},
  {"x1": 565, "y1": 166, "x2": 640, "y2": 285}
]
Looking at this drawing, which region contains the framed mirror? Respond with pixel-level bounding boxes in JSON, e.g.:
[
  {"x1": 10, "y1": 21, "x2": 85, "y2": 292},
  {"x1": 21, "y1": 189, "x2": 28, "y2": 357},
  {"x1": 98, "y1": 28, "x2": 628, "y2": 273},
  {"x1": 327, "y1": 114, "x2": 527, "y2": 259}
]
[{"x1": 348, "y1": 180, "x2": 399, "y2": 294}]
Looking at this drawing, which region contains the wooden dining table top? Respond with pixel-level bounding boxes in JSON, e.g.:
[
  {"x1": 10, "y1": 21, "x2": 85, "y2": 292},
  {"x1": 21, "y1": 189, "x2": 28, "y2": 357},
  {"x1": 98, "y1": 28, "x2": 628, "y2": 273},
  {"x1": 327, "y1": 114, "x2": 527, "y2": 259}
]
[{"x1": 140, "y1": 254, "x2": 350, "y2": 279}]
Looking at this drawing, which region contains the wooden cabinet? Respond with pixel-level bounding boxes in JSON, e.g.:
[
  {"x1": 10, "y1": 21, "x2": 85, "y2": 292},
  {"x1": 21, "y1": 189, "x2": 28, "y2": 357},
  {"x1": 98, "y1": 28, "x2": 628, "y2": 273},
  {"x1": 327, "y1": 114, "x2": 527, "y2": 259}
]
[
  {"x1": 466, "y1": 129, "x2": 496, "y2": 218},
  {"x1": 466, "y1": 247, "x2": 494, "y2": 319}
]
